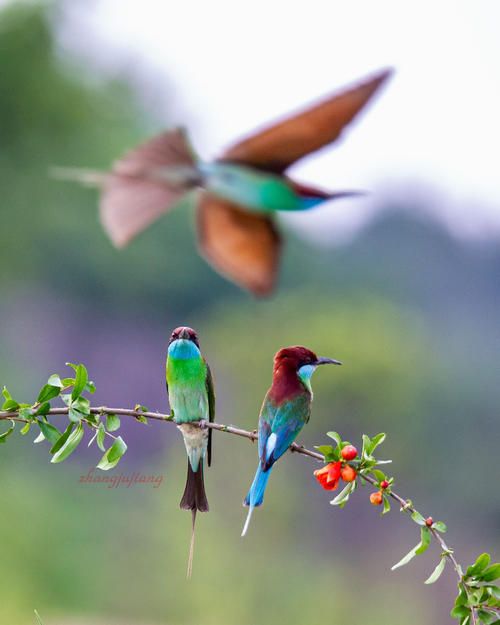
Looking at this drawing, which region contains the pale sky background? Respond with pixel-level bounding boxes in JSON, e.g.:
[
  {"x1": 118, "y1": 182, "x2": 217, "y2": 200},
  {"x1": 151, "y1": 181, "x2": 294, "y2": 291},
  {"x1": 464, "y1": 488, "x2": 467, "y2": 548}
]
[{"x1": 52, "y1": 0, "x2": 500, "y2": 242}]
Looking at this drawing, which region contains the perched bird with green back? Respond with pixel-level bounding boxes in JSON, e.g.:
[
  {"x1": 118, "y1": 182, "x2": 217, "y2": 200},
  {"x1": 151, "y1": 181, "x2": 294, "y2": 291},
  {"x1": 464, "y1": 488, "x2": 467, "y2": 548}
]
[
  {"x1": 242, "y1": 346, "x2": 341, "y2": 536},
  {"x1": 166, "y1": 326, "x2": 215, "y2": 578},
  {"x1": 55, "y1": 69, "x2": 392, "y2": 295}
]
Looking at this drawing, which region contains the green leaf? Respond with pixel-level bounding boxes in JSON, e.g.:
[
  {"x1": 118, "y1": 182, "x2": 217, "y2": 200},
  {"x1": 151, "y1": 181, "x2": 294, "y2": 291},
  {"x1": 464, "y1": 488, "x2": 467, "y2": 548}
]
[
  {"x1": 433, "y1": 521, "x2": 447, "y2": 533},
  {"x1": 362, "y1": 434, "x2": 372, "y2": 457},
  {"x1": 21, "y1": 423, "x2": 30, "y2": 435},
  {"x1": 68, "y1": 407, "x2": 85, "y2": 423},
  {"x1": 35, "y1": 402, "x2": 50, "y2": 416},
  {"x1": 106, "y1": 414, "x2": 120, "y2": 432},
  {"x1": 135, "y1": 404, "x2": 148, "y2": 412},
  {"x1": 2, "y1": 387, "x2": 12, "y2": 400},
  {"x1": 412, "y1": 511, "x2": 426, "y2": 526},
  {"x1": 330, "y1": 481, "x2": 354, "y2": 506},
  {"x1": 34, "y1": 609, "x2": 44, "y2": 625},
  {"x1": 65, "y1": 362, "x2": 78, "y2": 371},
  {"x1": 49, "y1": 423, "x2": 74, "y2": 454},
  {"x1": 456, "y1": 583, "x2": 468, "y2": 606},
  {"x1": 0, "y1": 420, "x2": 15, "y2": 444},
  {"x1": 425, "y1": 557, "x2": 446, "y2": 584},
  {"x1": 71, "y1": 364, "x2": 88, "y2": 401},
  {"x1": 326, "y1": 431, "x2": 342, "y2": 447},
  {"x1": 47, "y1": 374, "x2": 64, "y2": 388},
  {"x1": 381, "y1": 495, "x2": 391, "y2": 515},
  {"x1": 1, "y1": 398, "x2": 19, "y2": 411},
  {"x1": 315, "y1": 445, "x2": 333, "y2": 456},
  {"x1": 60, "y1": 393, "x2": 72, "y2": 406},
  {"x1": 450, "y1": 606, "x2": 471, "y2": 619},
  {"x1": 477, "y1": 610, "x2": 496, "y2": 625},
  {"x1": 19, "y1": 406, "x2": 34, "y2": 420},
  {"x1": 391, "y1": 545, "x2": 418, "y2": 570},
  {"x1": 96, "y1": 436, "x2": 127, "y2": 470},
  {"x1": 135, "y1": 415, "x2": 148, "y2": 425},
  {"x1": 468, "y1": 554, "x2": 491, "y2": 577},
  {"x1": 371, "y1": 469, "x2": 386, "y2": 482},
  {"x1": 37, "y1": 384, "x2": 61, "y2": 403},
  {"x1": 33, "y1": 432, "x2": 45, "y2": 443},
  {"x1": 96, "y1": 423, "x2": 106, "y2": 451},
  {"x1": 51, "y1": 422, "x2": 84, "y2": 463},
  {"x1": 36, "y1": 420, "x2": 61, "y2": 445},
  {"x1": 85, "y1": 381, "x2": 96, "y2": 394},
  {"x1": 370, "y1": 432, "x2": 386, "y2": 451},
  {"x1": 415, "y1": 526, "x2": 432, "y2": 554},
  {"x1": 479, "y1": 564, "x2": 500, "y2": 583},
  {"x1": 71, "y1": 397, "x2": 90, "y2": 415},
  {"x1": 61, "y1": 377, "x2": 74, "y2": 386},
  {"x1": 486, "y1": 586, "x2": 500, "y2": 600}
]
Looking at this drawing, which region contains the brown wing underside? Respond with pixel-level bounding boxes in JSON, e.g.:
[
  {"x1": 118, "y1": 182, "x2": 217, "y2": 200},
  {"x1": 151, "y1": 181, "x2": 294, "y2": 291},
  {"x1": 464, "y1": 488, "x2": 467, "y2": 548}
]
[
  {"x1": 196, "y1": 193, "x2": 281, "y2": 297},
  {"x1": 101, "y1": 128, "x2": 196, "y2": 248},
  {"x1": 220, "y1": 69, "x2": 392, "y2": 174}
]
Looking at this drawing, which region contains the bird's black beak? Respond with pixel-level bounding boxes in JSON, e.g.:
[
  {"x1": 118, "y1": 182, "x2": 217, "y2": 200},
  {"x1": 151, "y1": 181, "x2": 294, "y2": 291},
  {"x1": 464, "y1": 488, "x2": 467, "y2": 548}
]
[
  {"x1": 179, "y1": 327, "x2": 190, "y2": 340},
  {"x1": 315, "y1": 357, "x2": 342, "y2": 366}
]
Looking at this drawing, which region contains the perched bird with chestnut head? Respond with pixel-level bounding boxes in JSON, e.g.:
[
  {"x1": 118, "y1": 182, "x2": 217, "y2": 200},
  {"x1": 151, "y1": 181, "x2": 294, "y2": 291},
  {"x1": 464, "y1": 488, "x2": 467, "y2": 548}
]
[{"x1": 242, "y1": 346, "x2": 341, "y2": 536}]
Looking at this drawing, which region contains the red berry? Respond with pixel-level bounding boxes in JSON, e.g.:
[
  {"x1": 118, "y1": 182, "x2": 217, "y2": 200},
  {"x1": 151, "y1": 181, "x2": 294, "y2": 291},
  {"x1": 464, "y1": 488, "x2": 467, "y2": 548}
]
[
  {"x1": 380, "y1": 480, "x2": 389, "y2": 489},
  {"x1": 341, "y1": 445, "x2": 357, "y2": 461},
  {"x1": 425, "y1": 517, "x2": 433, "y2": 527},
  {"x1": 340, "y1": 465, "x2": 356, "y2": 482},
  {"x1": 370, "y1": 491, "x2": 383, "y2": 506}
]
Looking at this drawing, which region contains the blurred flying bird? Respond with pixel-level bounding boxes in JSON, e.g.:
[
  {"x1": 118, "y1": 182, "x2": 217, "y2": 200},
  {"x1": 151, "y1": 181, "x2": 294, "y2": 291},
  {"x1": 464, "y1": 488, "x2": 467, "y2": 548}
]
[
  {"x1": 54, "y1": 69, "x2": 392, "y2": 295},
  {"x1": 166, "y1": 326, "x2": 215, "y2": 578},
  {"x1": 241, "y1": 346, "x2": 341, "y2": 536}
]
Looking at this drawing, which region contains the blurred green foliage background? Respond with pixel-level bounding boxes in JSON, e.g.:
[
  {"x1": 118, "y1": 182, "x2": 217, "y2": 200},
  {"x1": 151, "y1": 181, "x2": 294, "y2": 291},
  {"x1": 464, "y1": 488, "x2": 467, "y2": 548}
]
[{"x1": 0, "y1": 4, "x2": 499, "y2": 624}]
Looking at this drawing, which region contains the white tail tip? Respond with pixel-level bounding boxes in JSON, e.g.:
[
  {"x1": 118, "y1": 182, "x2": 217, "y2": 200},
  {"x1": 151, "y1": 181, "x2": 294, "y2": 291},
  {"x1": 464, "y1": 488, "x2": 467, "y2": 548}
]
[{"x1": 241, "y1": 506, "x2": 254, "y2": 537}]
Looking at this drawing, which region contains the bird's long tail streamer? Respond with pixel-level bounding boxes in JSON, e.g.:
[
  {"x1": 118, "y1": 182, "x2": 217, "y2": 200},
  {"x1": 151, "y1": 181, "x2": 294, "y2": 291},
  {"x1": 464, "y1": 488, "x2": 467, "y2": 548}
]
[
  {"x1": 187, "y1": 509, "x2": 196, "y2": 580},
  {"x1": 50, "y1": 166, "x2": 108, "y2": 186},
  {"x1": 241, "y1": 505, "x2": 254, "y2": 538}
]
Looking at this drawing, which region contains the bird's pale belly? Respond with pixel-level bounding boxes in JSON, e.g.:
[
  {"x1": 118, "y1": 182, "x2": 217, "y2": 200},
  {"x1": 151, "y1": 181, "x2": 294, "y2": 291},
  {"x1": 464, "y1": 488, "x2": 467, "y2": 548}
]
[{"x1": 177, "y1": 422, "x2": 208, "y2": 472}]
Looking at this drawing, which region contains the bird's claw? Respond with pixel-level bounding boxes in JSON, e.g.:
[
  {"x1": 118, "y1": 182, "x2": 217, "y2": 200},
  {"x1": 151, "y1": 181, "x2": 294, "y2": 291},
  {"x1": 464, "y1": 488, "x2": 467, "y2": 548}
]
[{"x1": 199, "y1": 419, "x2": 208, "y2": 430}]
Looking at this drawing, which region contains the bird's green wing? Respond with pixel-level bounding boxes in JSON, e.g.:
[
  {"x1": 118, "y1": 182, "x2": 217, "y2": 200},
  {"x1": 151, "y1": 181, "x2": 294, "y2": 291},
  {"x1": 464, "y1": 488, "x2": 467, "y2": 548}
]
[{"x1": 205, "y1": 361, "x2": 215, "y2": 467}]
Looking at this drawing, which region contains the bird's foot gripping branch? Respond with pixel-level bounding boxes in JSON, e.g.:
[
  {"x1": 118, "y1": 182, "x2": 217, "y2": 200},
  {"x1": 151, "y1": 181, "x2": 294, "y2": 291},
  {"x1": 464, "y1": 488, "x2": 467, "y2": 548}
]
[
  {"x1": 313, "y1": 432, "x2": 500, "y2": 625},
  {"x1": 1, "y1": 364, "x2": 499, "y2": 624}
]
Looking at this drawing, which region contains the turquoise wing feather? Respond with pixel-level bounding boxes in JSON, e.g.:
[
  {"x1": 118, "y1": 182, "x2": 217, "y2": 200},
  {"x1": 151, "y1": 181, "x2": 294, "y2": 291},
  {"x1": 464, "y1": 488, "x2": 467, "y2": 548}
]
[{"x1": 259, "y1": 393, "x2": 311, "y2": 470}]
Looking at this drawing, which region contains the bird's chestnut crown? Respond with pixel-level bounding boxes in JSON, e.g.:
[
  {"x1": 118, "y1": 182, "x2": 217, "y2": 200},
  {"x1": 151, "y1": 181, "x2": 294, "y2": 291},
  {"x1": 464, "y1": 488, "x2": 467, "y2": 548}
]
[
  {"x1": 169, "y1": 326, "x2": 200, "y2": 348},
  {"x1": 273, "y1": 346, "x2": 342, "y2": 370}
]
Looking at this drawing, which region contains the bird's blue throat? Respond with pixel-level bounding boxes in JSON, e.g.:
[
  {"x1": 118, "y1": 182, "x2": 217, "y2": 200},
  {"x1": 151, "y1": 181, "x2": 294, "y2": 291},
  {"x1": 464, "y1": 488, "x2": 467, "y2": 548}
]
[
  {"x1": 168, "y1": 339, "x2": 201, "y2": 360},
  {"x1": 297, "y1": 364, "x2": 317, "y2": 391}
]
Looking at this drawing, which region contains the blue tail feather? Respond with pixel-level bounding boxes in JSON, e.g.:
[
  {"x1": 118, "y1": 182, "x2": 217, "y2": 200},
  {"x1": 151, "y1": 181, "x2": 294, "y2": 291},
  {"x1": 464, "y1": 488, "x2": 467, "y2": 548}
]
[{"x1": 241, "y1": 464, "x2": 273, "y2": 537}]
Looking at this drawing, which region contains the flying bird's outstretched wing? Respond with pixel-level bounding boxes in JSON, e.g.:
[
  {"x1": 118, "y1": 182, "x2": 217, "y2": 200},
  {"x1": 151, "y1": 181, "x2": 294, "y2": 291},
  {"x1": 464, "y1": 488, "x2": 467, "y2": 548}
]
[
  {"x1": 220, "y1": 69, "x2": 392, "y2": 174},
  {"x1": 100, "y1": 128, "x2": 197, "y2": 248},
  {"x1": 196, "y1": 193, "x2": 281, "y2": 297}
]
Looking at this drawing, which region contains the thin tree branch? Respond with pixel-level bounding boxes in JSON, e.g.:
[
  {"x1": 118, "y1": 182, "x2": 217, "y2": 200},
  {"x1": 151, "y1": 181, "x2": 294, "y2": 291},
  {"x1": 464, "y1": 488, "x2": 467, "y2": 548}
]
[{"x1": 0, "y1": 404, "x2": 479, "y2": 622}]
